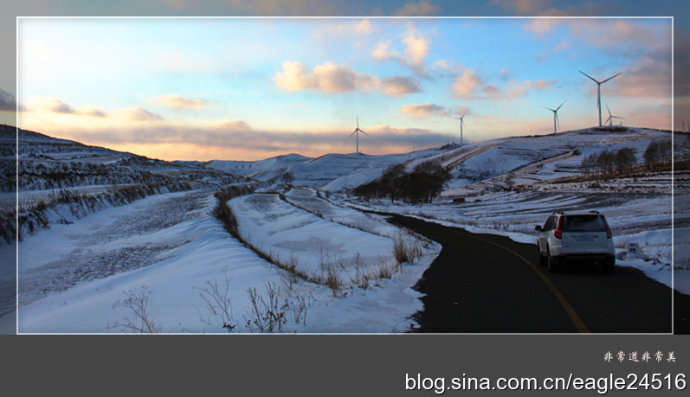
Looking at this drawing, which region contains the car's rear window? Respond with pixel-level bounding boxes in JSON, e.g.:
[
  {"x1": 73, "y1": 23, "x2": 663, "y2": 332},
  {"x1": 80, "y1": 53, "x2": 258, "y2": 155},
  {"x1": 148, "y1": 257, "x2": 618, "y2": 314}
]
[{"x1": 562, "y1": 215, "x2": 606, "y2": 232}]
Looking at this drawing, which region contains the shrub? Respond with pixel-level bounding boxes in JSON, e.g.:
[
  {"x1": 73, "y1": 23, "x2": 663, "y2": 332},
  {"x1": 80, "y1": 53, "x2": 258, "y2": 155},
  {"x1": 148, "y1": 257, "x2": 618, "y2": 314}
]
[
  {"x1": 244, "y1": 282, "x2": 287, "y2": 332},
  {"x1": 110, "y1": 286, "x2": 161, "y2": 333},
  {"x1": 195, "y1": 270, "x2": 236, "y2": 332}
]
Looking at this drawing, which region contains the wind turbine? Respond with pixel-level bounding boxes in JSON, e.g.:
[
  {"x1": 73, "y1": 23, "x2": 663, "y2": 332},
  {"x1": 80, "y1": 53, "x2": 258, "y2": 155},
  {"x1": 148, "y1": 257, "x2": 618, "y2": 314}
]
[
  {"x1": 605, "y1": 104, "x2": 623, "y2": 127},
  {"x1": 350, "y1": 116, "x2": 367, "y2": 154},
  {"x1": 454, "y1": 113, "x2": 466, "y2": 145},
  {"x1": 579, "y1": 69, "x2": 622, "y2": 127},
  {"x1": 545, "y1": 100, "x2": 566, "y2": 135}
]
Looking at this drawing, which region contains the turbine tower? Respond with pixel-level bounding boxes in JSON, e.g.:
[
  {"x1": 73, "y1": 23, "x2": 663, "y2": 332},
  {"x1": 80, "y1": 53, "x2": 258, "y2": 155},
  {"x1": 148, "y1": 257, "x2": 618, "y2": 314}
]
[
  {"x1": 605, "y1": 104, "x2": 623, "y2": 127},
  {"x1": 350, "y1": 116, "x2": 367, "y2": 154},
  {"x1": 579, "y1": 69, "x2": 622, "y2": 127},
  {"x1": 545, "y1": 100, "x2": 566, "y2": 135},
  {"x1": 455, "y1": 113, "x2": 466, "y2": 145}
]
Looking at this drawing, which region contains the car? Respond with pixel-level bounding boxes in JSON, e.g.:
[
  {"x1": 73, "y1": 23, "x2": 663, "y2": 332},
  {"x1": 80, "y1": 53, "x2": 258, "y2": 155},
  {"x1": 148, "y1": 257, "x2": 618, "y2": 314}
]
[{"x1": 534, "y1": 211, "x2": 615, "y2": 273}]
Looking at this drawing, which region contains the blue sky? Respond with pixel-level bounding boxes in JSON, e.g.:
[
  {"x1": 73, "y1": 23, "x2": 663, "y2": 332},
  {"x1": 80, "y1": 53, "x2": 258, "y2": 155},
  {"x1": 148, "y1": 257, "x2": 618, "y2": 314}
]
[
  {"x1": 0, "y1": 1, "x2": 684, "y2": 161},
  {"x1": 15, "y1": 16, "x2": 671, "y2": 160}
]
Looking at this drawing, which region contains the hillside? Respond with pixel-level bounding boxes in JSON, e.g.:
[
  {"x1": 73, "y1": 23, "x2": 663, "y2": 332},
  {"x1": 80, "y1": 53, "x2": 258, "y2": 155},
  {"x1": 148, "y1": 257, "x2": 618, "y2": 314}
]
[{"x1": 1, "y1": 124, "x2": 240, "y2": 244}]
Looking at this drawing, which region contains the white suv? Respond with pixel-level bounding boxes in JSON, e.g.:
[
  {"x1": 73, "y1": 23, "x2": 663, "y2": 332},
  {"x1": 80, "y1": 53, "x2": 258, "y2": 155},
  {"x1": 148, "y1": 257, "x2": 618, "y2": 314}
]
[{"x1": 535, "y1": 211, "x2": 615, "y2": 273}]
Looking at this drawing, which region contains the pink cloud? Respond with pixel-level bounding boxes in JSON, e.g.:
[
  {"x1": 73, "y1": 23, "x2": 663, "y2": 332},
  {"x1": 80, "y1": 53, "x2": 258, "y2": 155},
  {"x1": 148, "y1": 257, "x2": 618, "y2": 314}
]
[
  {"x1": 400, "y1": 103, "x2": 450, "y2": 117},
  {"x1": 274, "y1": 60, "x2": 419, "y2": 97},
  {"x1": 151, "y1": 94, "x2": 206, "y2": 109}
]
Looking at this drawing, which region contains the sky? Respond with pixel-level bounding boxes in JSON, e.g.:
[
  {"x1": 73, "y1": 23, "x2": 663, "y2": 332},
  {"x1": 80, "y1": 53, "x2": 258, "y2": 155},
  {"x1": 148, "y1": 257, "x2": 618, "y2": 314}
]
[{"x1": 0, "y1": 1, "x2": 683, "y2": 161}]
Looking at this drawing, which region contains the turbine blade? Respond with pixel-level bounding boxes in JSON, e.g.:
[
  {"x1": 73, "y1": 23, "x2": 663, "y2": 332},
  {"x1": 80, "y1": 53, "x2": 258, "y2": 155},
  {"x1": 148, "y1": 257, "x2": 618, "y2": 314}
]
[
  {"x1": 350, "y1": 130, "x2": 357, "y2": 136},
  {"x1": 360, "y1": 130, "x2": 368, "y2": 135},
  {"x1": 556, "y1": 99, "x2": 567, "y2": 111},
  {"x1": 600, "y1": 72, "x2": 622, "y2": 84},
  {"x1": 606, "y1": 104, "x2": 612, "y2": 117},
  {"x1": 579, "y1": 69, "x2": 599, "y2": 83}
]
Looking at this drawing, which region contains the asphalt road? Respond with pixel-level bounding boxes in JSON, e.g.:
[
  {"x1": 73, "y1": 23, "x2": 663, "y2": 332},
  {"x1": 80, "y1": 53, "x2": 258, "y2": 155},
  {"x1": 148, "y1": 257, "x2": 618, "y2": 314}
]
[{"x1": 388, "y1": 215, "x2": 690, "y2": 334}]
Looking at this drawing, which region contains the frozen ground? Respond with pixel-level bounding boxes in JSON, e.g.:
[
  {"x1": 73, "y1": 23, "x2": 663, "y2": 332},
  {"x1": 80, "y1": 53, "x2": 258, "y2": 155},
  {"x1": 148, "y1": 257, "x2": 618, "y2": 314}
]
[{"x1": 14, "y1": 188, "x2": 440, "y2": 333}]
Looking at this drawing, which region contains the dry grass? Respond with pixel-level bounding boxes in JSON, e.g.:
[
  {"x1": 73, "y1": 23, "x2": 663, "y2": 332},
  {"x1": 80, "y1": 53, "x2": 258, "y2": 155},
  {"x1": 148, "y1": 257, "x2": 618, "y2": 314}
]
[{"x1": 393, "y1": 233, "x2": 422, "y2": 265}]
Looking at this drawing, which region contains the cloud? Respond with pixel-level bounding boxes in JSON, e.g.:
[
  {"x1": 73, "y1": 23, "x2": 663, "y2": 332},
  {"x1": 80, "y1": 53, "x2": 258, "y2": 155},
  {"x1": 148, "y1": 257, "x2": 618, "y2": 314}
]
[
  {"x1": 150, "y1": 94, "x2": 206, "y2": 109},
  {"x1": 489, "y1": 0, "x2": 597, "y2": 16},
  {"x1": 0, "y1": 89, "x2": 17, "y2": 111},
  {"x1": 327, "y1": 19, "x2": 373, "y2": 35},
  {"x1": 274, "y1": 60, "x2": 419, "y2": 97},
  {"x1": 524, "y1": 18, "x2": 561, "y2": 38},
  {"x1": 119, "y1": 107, "x2": 164, "y2": 122},
  {"x1": 312, "y1": 61, "x2": 379, "y2": 93},
  {"x1": 402, "y1": 31, "x2": 430, "y2": 69},
  {"x1": 25, "y1": 97, "x2": 107, "y2": 117},
  {"x1": 394, "y1": 1, "x2": 440, "y2": 16},
  {"x1": 607, "y1": 56, "x2": 670, "y2": 98},
  {"x1": 452, "y1": 69, "x2": 553, "y2": 100},
  {"x1": 147, "y1": 0, "x2": 337, "y2": 15},
  {"x1": 219, "y1": 119, "x2": 252, "y2": 131},
  {"x1": 382, "y1": 76, "x2": 421, "y2": 97},
  {"x1": 372, "y1": 41, "x2": 399, "y2": 62},
  {"x1": 535, "y1": 40, "x2": 571, "y2": 62},
  {"x1": 79, "y1": 107, "x2": 108, "y2": 118},
  {"x1": 524, "y1": 18, "x2": 668, "y2": 58},
  {"x1": 400, "y1": 103, "x2": 450, "y2": 117},
  {"x1": 46, "y1": 98, "x2": 74, "y2": 114},
  {"x1": 489, "y1": 0, "x2": 552, "y2": 14},
  {"x1": 504, "y1": 79, "x2": 555, "y2": 99},
  {"x1": 372, "y1": 29, "x2": 431, "y2": 76},
  {"x1": 452, "y1": 69, "x2": 484, "y2": 98},
  {"x1": 56, "y1": 121, "x2": 459, "y2": 160}
]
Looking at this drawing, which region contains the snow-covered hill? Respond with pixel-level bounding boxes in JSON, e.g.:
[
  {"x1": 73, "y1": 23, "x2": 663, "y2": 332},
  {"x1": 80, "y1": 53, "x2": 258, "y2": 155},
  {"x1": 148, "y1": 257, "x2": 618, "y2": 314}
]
[
  {"x1": 204, "y1": 146, "x2": 460, "y2": 191},
  {"x1": 199, "y1": 127, "x2": 688, "y2": 196},
  {"x1": 2, "y1": 124, "x2": 238, "y2": 195},
  {"x1": 1, "y1": 124, "x2": 240, "y2": 245}
]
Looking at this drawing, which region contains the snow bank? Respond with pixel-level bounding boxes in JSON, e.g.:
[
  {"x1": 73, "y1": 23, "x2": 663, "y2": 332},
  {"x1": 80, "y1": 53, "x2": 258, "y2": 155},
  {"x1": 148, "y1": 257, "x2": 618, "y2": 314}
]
[{"x1": 229, "y1": 193, "x2": 404, "y2": 287}]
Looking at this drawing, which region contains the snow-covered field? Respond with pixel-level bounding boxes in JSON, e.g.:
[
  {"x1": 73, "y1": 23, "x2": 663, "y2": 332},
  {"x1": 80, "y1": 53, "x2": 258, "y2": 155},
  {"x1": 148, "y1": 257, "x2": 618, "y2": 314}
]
[{"x1": 13, "y1": 188, "x2": 440, "y2": 333}]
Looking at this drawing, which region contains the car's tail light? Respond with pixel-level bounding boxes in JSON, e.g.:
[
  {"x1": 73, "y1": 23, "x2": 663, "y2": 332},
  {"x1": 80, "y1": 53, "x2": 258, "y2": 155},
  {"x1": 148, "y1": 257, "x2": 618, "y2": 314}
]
[
  {"x1": 602, "y1": 216, "x2": 612, "y2": 239},
  {"x1": 554, "y1": 216, "x2": 563, "y2": 239}
]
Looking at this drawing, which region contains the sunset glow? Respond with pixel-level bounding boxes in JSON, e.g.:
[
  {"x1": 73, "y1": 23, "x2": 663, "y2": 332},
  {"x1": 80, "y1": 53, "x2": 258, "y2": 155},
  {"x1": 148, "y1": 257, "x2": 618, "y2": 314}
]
[{"x1": 17, "y1": 17, "x2": 672, "y2": 161}]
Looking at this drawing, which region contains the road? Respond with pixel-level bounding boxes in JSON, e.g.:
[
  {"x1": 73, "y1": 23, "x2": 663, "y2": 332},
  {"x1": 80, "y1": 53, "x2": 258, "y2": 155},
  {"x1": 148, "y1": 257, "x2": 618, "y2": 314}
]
[{"x1": 388, "y1": 215, "x2": 690, "y2": 334}]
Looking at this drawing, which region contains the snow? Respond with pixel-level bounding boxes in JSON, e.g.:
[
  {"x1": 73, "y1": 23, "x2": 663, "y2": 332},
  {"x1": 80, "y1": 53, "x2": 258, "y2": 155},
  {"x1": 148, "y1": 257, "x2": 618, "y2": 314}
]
[
  {"x1": 229, "y1": 190, "x2": 435, "y2": 287},
  {"x1": 8, "y1": 125, "x2": 689, "y2": 333},
  {"x1": 16, "y1": 189, "x2": 440, "y2": 333}
]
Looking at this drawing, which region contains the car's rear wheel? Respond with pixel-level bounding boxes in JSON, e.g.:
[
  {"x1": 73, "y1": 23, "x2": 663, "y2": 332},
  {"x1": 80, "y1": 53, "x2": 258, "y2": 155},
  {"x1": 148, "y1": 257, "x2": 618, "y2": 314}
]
[
  {"x1": 538, "y1": 243, "x2": 546, "y2": 266},
  {"x1": 547, "y1": 247, "x2": 559, "y2": 273}
]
